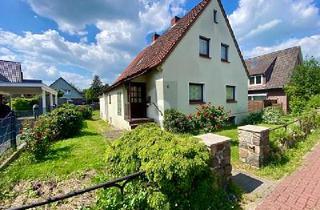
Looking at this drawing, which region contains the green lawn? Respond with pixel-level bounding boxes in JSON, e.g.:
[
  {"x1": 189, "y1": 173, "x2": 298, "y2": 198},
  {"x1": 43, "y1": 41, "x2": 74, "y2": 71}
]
[
  {"x1": 0, "y1": 111, "x2": 109, "y2": 190},
  {"x1": 214, "y1": 124, "x2": 320, "y2": 180}
]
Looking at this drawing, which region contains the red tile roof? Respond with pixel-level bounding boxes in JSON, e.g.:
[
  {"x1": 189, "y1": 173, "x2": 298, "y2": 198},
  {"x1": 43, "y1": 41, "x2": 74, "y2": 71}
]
[
  {"x1": 108, "y1": 0, "x2": 248, "y2": 91},
  {"x1": 246, "y1": 46, "x2": 302, "y2": 90}
]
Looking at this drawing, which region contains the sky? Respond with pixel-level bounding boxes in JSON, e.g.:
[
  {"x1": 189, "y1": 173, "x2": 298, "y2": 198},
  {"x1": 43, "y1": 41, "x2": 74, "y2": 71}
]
[{"x1": 0, "y1": 0, "x2": 319, "y2": 89}]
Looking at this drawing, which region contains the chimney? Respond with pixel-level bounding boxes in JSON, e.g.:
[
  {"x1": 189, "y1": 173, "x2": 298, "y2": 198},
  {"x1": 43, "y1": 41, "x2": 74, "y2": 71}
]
[
  {"x1": 171, "y1": 16, "x2": 181, "y2": 26},
  {"x1": 152, "y1": 33, "x2": 160, "y2": 42}
]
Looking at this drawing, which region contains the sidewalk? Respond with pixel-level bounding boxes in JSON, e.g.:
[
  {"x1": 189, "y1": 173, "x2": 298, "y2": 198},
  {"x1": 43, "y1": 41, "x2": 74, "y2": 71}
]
[{"x1": 257, "y1": 143, "x2": 320, "y2": 210}]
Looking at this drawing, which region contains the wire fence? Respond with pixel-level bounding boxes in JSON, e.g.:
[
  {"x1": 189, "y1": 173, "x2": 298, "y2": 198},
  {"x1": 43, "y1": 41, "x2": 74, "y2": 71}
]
[{"x1": 0, "y1": 112, "x2": 21, "y2": 155}]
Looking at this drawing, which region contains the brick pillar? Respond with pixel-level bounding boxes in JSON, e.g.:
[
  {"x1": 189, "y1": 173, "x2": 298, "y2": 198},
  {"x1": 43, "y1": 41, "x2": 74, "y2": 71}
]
[
  {"x1": 238, "y1": 125, "x2": 270, "y2": 168},
  {"x1": 196, "y1": 133, "x2": 232, "y2": 186}
]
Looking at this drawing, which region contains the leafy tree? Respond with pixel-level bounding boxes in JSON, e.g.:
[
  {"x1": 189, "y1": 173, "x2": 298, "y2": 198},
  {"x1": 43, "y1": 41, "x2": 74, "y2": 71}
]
[
  {"x1": 84, "y1": 75, "x2": 106, "y2": 103},
  {"x1": 285, "y1": 59, "x2": 320, "y2": 114}
]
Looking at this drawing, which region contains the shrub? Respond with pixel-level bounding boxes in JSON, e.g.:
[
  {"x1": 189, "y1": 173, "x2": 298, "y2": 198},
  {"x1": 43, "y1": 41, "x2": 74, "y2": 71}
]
[
  {"x1": 76, "y1": 105, "x2": 93, "y2": 119},
  {"x1": 242, "y1": 111, "x2": 263, "y2": 125},
  {"x1": 262, "y1": 106, "x2": 284, "y2": 125},
  {"x1": 11, "y1": 97, "x2": 39, "y2": 111},
  {"x1": 97, "y1": 124, "x2": 235, "y2": 209},
  {"x1": 163, "y1": 109, "x2": 193, "y2": 133},
  {"x1": 48, "y1": 104, "x2": 83, "y2": 140},
  {"x1": 21, "y1": 126, "x2": 51, "y2": 161},
  {"x1": 305, "y1": 95, "x2": 320, "y2": 111},
  {"x1": 193, "y1": 103, "x2": 230, "y2": 132}
]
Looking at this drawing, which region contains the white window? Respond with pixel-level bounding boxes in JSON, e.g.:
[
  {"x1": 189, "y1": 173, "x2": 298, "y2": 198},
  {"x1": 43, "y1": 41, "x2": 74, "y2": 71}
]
[
  {"x1": 248, "y1": 94, "x2": 267, "y2": 101},
  {"x1": 117, "y1": 92, "x2": 122, "y2": 116},
  {"x1": 249, "y1": 75, "x2": 263, "y2": 85}
]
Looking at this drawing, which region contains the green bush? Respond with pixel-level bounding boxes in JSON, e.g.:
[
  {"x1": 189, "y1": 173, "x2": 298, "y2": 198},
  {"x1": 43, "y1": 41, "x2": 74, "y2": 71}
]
[
  {"x1": 242, "y1": 111, "x2": 263, "y2": 125},
  {"x1": 305, "y1": 95, "x2": 320, "y2": 111},
  {"x1": 49, "y1": 104, "x2": 83, "y2": 140},
  {"x1": 21, "y1": 124, "x2": 51, "y2": 161},
  {"x1": 193, "y1": 103, "x2": 230, "y2": 132},
  {"x1": 163, "y1": 109, "x2": 193, "y2": 133},
  {"x1": 262, "y1": 106, "x2": 284, "y2": 124},
  {"x1": 11, "y1": 97, "x2": 39, "y2": 111},
  {"x1": 97, "y1": 124, "x2": 236, "y2": 209},
  {"x1": 76, "y1": 105, "x2": 93, "y2": 119}
]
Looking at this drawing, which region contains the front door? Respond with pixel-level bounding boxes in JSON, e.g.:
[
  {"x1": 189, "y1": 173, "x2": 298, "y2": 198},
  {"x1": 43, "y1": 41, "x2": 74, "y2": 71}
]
[{"x1": 129, "y1": 83, "x2": 147, "y2": 119}]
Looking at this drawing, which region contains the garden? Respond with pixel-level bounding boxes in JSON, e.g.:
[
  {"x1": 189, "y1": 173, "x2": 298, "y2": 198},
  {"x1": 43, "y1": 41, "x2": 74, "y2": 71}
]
[{"x1": 0, "y1": 59, "x2": 319, "y2": 209}]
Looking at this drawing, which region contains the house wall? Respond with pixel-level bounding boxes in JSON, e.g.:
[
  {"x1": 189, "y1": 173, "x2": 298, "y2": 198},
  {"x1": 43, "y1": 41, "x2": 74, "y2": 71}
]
[
  {"x1": 161, "y1": 0, "x2": 248, "y2": 124},
  {"x1": 267, "y1": 89, "x2": 288, "y2": 113},
  {"x1": 101, "y1": 85, "x2": 130, "y2": 130},
  {"x1": 50, "y1": 78, "x2": 83, "y2": 103}
]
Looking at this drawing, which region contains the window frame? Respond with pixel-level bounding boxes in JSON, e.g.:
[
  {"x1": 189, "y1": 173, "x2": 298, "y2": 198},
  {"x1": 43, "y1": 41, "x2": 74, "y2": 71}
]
[
  {"x1": 221, "y1": 43, "x2": 229, "y2": 62},
  {"x1": 189, "y1": 83, "x2": 205, "y2": 104},
  {"x1": 108, "y1": 94, "x2": 111, "y2": 104},
  {"x1": 226, "y1": 85, "x2": 236, "y2": 103},
  {"x1": 255, "y1": 75, "x2": 262, "y2": 84},
  {"x1": 117, "y1": 92, "x2": 122, "y2": 116},
  {"x1": 248, "y1": 75, "x2": 263, "y2": 85},
  {"x1": 199, "y1": 36, "x2": 210, "y2": 58}
]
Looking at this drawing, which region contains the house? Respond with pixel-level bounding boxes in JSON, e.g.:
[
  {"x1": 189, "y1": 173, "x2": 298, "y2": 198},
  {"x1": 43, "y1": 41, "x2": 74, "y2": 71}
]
[
  {"x1": 100, "y1": 0, "x2": 249, "y2": 130},
  {"x1": 0, "y1": 60, "x2": 58, "y2": 113},
  {"x1": 246, "y1": 46, "x2": 303, "y2": 113},
  {"x1": 50, "y1": 77, "x2": 84, "y2": 105}
]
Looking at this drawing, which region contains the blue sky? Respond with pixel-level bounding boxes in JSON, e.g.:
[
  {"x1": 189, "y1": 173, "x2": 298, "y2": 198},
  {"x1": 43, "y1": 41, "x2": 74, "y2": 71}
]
[{"x1": 0, "y1": 0, "x2": 319, "y2": 89}]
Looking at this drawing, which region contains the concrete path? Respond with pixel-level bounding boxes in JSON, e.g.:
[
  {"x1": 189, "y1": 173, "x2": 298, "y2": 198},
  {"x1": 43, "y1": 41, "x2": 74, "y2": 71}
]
[{"x1": 257, "y1": 144, "x2": 320, "y2": 210}]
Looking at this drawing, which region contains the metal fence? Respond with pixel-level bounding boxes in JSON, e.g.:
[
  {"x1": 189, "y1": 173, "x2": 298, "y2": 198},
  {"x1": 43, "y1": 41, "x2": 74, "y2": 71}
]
[
  {"x1": 0, "y1": 112, "x2": 20, "y2": 155},
  {"x1": 9, "y1": 171, "x2": 145, "y2": 210}
]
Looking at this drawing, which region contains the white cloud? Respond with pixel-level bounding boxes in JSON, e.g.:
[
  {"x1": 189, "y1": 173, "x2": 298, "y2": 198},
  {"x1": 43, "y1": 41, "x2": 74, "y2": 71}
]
[
  {"x1": 244, "y1": 34, "x2": 320, "y2": 60},
  {"x1": 229, "y1": 0, "x2": 320, "y2": 48},
  {"x1": 0, "y1": 0, "x2": 186, "y2": 88}
]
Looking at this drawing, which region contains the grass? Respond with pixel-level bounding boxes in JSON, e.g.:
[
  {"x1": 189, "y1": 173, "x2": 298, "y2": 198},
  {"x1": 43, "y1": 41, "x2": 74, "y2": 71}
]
[
  {"x1": 214, "y1": 123, "x2": 320, "y2": 180},
  {"x1": 0, "y1": 111, "x2": 109, "y2": 190}
]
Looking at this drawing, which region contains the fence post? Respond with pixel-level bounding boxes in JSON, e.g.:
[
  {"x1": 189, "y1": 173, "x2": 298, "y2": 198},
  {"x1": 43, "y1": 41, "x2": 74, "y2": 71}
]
[
  {"x1": 238, "y1": 125, "x2": 270, "y2": 168},
  {"x1": 10, "y1": 113, "x2": 17, "y2": 150}
]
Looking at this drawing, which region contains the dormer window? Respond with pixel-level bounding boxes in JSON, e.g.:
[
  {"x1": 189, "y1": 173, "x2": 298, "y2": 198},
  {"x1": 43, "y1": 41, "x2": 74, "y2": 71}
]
[
  {"x1": 213, "y1": 10, "x2": 218, "y2": 23},
  {"x1": 249, "y1": 75, "x2": 263, "y2": 85}
]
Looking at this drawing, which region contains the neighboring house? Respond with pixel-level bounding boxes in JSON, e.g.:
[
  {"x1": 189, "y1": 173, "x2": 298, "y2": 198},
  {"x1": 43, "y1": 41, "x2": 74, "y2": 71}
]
[
  {"x1": 50, "y1": 77, "x2": 84, "y2": 105},
  {"x1": 100, "y1": 0, "x2": 249, "y2": 130},
  {"x1": 246, "y1": 46, "x2": 303, "y2": 113},
  {"x1": 0, "y1": 60, "x2": 58, "y2": 113}
]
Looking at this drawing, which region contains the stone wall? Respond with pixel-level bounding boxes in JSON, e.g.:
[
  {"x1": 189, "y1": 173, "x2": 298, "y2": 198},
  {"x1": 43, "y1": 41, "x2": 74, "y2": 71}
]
[
  {"x1": 196, "y1": 133, "x2": 232, "y2": 186},
  {"x1": 238, "y1": 125, "x2": 270, "y2": 168}
]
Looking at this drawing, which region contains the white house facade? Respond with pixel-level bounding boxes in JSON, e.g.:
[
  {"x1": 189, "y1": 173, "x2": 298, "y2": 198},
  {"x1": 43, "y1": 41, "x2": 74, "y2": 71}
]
[{"x1": 100, "y1": 0, "x2": 249, "y2": 130}]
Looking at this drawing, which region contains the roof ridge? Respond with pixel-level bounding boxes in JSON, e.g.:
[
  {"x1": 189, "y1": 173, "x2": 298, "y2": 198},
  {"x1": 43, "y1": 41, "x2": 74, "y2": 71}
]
[{"x1": 246, "y1": 46, "x2": 301, "y2": 61}]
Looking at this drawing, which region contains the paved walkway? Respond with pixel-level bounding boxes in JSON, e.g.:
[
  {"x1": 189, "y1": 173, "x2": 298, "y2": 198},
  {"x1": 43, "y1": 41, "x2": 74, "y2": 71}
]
[{"x1": 257, "y1": 143, "x2": 320, "y2": 210}]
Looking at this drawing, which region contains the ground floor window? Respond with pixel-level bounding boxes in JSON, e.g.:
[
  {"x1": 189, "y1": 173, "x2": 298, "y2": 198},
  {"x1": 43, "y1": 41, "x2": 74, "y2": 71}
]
[
  {"x1": 189, "y1": 83, "x2": 204, "y2": 104},
  {"x1": 117, "y1": 92, "x2": 122, "y2": 116},
  {"x1": 226, "y1": 85, "x2": 236, "y2": 102},
  {"x1": 248, "y1": 94, "x2": 267, "y2": 101}
]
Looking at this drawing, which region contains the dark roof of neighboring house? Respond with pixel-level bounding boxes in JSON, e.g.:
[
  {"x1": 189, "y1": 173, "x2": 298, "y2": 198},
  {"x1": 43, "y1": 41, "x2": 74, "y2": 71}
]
[
  {"x1": 50, "y1": 77, "x2": 83, "y2": 95},
  {"x1": 0, "y1": 60, "x2": 23, "y2": 83},
  {"x1": 107, "y1": 0, "x2": 248, "y2": 91},
  {"x1": 246, "y1": 46, "x2": 302, "y2": 90}
]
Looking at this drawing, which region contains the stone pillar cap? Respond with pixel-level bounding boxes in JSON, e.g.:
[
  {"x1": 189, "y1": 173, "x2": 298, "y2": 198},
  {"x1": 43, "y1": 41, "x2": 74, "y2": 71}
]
[
  {"x1": 238, "y1": 125, "x2": 269, "y2": 132},
  {"x1": 196, "y1": 133, "x2": 231, "y2": 147}
]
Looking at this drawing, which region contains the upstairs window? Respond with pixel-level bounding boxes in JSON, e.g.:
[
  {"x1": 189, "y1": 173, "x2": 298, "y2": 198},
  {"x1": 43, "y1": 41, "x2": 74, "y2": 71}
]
[
  {"x1": 249, "y1": 75, "x2": 263, "y2": 85},
  {"x1": 108, "y1": 94, "x2": 111, "y2": 104},
  {"x1": 213, "y1": 10, "x2": 218, "y2": 23},
  {"x1": 199, "y1": 36, "x2": 210, "y2": 58},
  {"x1": 189, "y1": 83, "x2": 204, "y2": 104},
  {"x1": 221, "y1": 44, "x2": 229, "y2": 62},
  {"x1": 226, "y1": 86, "x2": 236, "y2": 102},
  {"x1": 256, "y1": 75, "x2": 262, "y2": 84}
]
